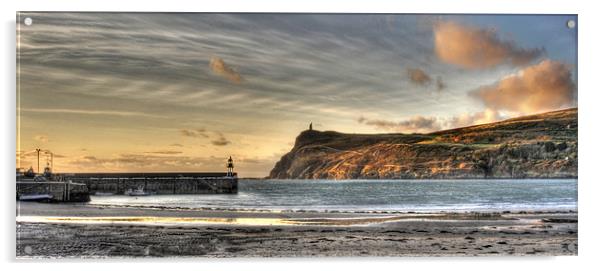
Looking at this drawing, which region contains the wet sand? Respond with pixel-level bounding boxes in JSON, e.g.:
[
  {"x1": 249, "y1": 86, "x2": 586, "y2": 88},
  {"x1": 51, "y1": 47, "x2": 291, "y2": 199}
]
[{"x1": 16, "y1": 202, "x2": 577, "y2": 258}]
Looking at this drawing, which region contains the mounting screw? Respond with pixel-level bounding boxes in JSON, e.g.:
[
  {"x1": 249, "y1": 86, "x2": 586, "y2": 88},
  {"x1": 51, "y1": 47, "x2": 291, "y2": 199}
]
[{"x1": 567, "y1": 20, "x2": 575, "y2": 29}]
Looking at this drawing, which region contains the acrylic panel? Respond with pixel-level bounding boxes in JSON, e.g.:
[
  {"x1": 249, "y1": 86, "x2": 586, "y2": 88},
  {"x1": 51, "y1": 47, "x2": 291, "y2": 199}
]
[{"x1": 16, "y1": 13, "x2": 577, "y2": 258}]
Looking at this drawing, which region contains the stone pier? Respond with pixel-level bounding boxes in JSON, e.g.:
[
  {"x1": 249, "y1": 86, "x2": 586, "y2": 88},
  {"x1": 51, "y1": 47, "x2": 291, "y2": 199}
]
[
  {"x1": 16, "y1": 181, "x2": 90, "y2": 202},
  {"x1": 62, "y1": 172, "x2": 238, "y2": 195}
]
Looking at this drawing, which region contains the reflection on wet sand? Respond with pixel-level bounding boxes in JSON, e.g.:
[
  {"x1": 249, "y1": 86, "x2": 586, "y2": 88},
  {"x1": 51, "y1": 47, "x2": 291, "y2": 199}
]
[
  {"x1": 17, "y1": 212, "x2": 515, "y2": 227},
  {"x1": 18, "y1": 215, "x2": 413, "y2": 226},
  {"x1": 18, "y1": 216, "x2": 294, "y2": 226}
]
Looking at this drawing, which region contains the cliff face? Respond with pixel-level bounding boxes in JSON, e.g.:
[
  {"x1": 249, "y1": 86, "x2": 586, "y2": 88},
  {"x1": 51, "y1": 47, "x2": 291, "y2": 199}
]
[{"x1": 269, "y1": 108, "x2": 578, "y2": 179}]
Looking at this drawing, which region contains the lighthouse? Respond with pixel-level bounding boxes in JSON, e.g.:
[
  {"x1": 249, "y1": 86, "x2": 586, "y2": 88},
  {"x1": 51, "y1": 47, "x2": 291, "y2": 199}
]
[{"x1": 227, "y1": 156, "x2": 234, "y2": 177}]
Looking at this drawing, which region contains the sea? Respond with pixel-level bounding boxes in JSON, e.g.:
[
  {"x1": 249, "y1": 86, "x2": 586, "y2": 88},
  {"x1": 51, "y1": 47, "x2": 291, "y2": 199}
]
[{"x1": 89, "y1": 179, "x2": 577, "y2": 213}]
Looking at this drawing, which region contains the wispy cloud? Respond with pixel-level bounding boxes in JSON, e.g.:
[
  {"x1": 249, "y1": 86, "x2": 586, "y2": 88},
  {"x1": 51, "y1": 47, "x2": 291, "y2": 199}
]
[
  {"x1": 179, "y1": 128, "x2": 231, "y2": 146},
  {"x1": 33, "y1": 134, "x2": 48, "y2": 143},
  {"x1": 16, "y1": 13, "x2": 576, "y2": 176},
  {"x1": 358, "y1": 115, "x2": 441, "y2": 133},
  {"x1": 143, "y1": 150, "x2": 183, "y2": 155},
  {"x1": 407, "y1": 68, "x2": 432, "y2": 86},
  {"x1": 358, "y1": 109, "x2": 504, "y2": 133},
  {"x1": 180, "y1": 128, "x2": 209, "y2": 138},
  {"x1": 435, "y1": 76, "x2": 446, "y2": 91},
  {"x1": 21, "y1": 108, "x2": 164, "y2": 118},
  {"x1": 211, "y1": 132, "x2": 231, "y2": 146},
  {"x1": 68, "y1": 153, "x2": 223, "y2": 171},
  {"x1": 209, "y1": 56, "x2": 243, "y2": 84},
  {"x1": 64, "y1": 152, "x2": 276, "y2": 176},
  {"x1": 446, "y1": 109, "x2": 502, "y2": 128},
  {"x1": 407, "y1": 68, "x2": 446, "y2": 92}
]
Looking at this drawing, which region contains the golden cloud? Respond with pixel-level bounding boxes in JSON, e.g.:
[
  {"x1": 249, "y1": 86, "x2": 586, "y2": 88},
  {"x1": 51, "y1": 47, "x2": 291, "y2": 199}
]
[
  {"x1": 447, "y1": 109, "x2": 502, "y2": 128},
  {"x1": 209, "y1": 57, "x2": 243, "y2": 83},
  {"x1": 358, "y1": 115, "x2": 441, "y2": 133},
  {"x1": 358, "y1": 111, "x2": 503, "y2": 134},
  {"x1": 407, "y1": 68, "x2": 432, "y2": 85},
  {"x1": 143, "y1": 150, "x2": 183, "y2": 155},
  {"x1": 68, "y1": 153, "x2": 224, "y2": 171},
  {"x1": 211, "y1": 132, "x2": 231, "y2": 146},
  {"x1": 180, "y1": 128, "x2": 209, "y2": 138},
  {"x1": 433, "y1": 21, "x2": 543, "y2": 69},
  {"x1": 471, "y1": 59, "x2": 576, "y2": 114}
]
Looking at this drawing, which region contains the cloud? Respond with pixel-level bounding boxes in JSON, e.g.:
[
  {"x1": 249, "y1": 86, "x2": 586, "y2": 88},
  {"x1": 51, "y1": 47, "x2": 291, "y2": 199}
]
[
  {"x1": 17, "y1": 150, "x2": 66, "y2": 160},
  {"x1": 180, "y1": 128, "x2": 209, "y2": 138},
  {"x1": 358, "y1": 115, "x2": 441, "y2": 133},
  {"x1": 170, "y1": 143, "x2": 184, "y2": 147},
  {"x1": 209, "y1": 56, "x2": 243, "y2": 83},
  {"x1": 433, "y1": 21, "x2": 544, "y2": 69},
  {"x1": 65, "y1": 152, "x2": 277, "y2": 177},
  {"x1": 21, "y1": 108, "x2": 164, "y2": 118},
  {"x1": 179, "y1": 128, "x2": 231, "y2": 146},
  {"x1": 17, "y1": 150, "x2": 41, "y2": 158},
  {"x1": 446, "y1": 109, "x2": 502, "y2": 128},
  {"x1": 68, "y1": 153, "x2": 225, "y2": 170},
  {"x1": 143, "y1": 150, "x2": 183, "y2": 155},
  {"x1": 407, "y1": 68, "x2": 432, "y2": 85},
  {"x1": 33, "y1": 135, "x2": 49, "y2": 143},
  {"x1": 407, "y1": 68, "x2": 446, "y2": 91},
  {"x1": 470, "y1": 59, "x2": 576, "y2": 114},
  {"x1": 436, "y1": 76, "x2": 446, "y2": 91},
  {"x1": 211, "y1": 132, "x2": 231, "y2": 146},
  {"x1": 358, "y1": 109, "x2": 506, "y2": 133}
]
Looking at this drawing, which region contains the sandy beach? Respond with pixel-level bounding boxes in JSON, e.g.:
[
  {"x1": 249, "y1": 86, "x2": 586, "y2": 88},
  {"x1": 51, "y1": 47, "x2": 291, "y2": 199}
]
[{"x1": 16, "y1": 202, "x2": 577, "y2": 258}]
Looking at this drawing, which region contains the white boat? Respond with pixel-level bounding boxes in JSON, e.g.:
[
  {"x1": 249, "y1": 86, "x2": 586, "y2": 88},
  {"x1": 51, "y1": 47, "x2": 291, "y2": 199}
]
[
  {"x1": 94, "y1": 192, "x2": 115, "y2": 196},
  {"x1": 19, "y1": 194, "x2": 53, "y2": 201},
  {"x1": 125, "y1": 186, "x2": 154, "y2": 196}
]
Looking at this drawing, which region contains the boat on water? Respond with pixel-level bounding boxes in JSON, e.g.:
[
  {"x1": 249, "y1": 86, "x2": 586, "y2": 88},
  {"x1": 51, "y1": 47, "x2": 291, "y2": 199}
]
[
  {"x1": 19, "y1": 194, "x2": 54, "y2": 201},
  {"x1": 125, "y1": 186, "x2": 154, "y2": 196},
  {"x1": 94, "y1": 192, "x2": 115, "y2": 196}
]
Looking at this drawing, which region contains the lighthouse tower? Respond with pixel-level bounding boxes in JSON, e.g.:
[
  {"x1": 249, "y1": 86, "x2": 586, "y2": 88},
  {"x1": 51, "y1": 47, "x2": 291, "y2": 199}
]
[{"x1": 227, "y1": 156, "x2": 234, "y2": 177}]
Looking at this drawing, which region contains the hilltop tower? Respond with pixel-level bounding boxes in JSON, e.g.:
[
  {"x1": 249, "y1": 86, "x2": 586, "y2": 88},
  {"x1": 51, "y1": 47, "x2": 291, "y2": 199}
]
[
  {"x1": 309, "y1": 122, "x2": 313, "y2": 131},
  {"x1": 227, "y1": 156, "x2": 234, "y2": 177}
]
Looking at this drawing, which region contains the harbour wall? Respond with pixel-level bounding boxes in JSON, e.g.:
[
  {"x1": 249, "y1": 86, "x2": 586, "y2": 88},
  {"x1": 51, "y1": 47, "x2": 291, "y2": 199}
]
[
  {"x1": 16, "y1": 181, "x2": 90, "y2": 202},
  {"x1": 62, "y1": 172, "x2": 238, "y2": 195}
]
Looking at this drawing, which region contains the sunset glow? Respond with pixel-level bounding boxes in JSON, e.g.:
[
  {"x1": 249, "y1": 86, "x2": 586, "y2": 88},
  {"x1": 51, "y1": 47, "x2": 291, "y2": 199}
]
[{"x1": 16, "y1": 13, "x2": 577, "y2": 177}]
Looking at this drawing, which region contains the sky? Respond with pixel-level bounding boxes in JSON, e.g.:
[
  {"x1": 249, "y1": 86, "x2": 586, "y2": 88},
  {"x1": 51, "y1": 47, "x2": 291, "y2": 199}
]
[{"x1": 16, "y1": 13, "x2": 577, "y2": 177}]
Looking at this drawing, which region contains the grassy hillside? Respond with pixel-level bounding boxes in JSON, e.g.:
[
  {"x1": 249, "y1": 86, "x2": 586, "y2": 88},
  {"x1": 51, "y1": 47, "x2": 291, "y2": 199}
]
[{"x1": 269, "y1": 108, "x2": 577, "y2": 179}]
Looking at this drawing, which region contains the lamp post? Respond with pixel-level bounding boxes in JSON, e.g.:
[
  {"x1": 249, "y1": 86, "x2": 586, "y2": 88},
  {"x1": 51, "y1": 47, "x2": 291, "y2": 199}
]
[{"x1": 35, "y1": 148, "x2": 41, "y2": 174}]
